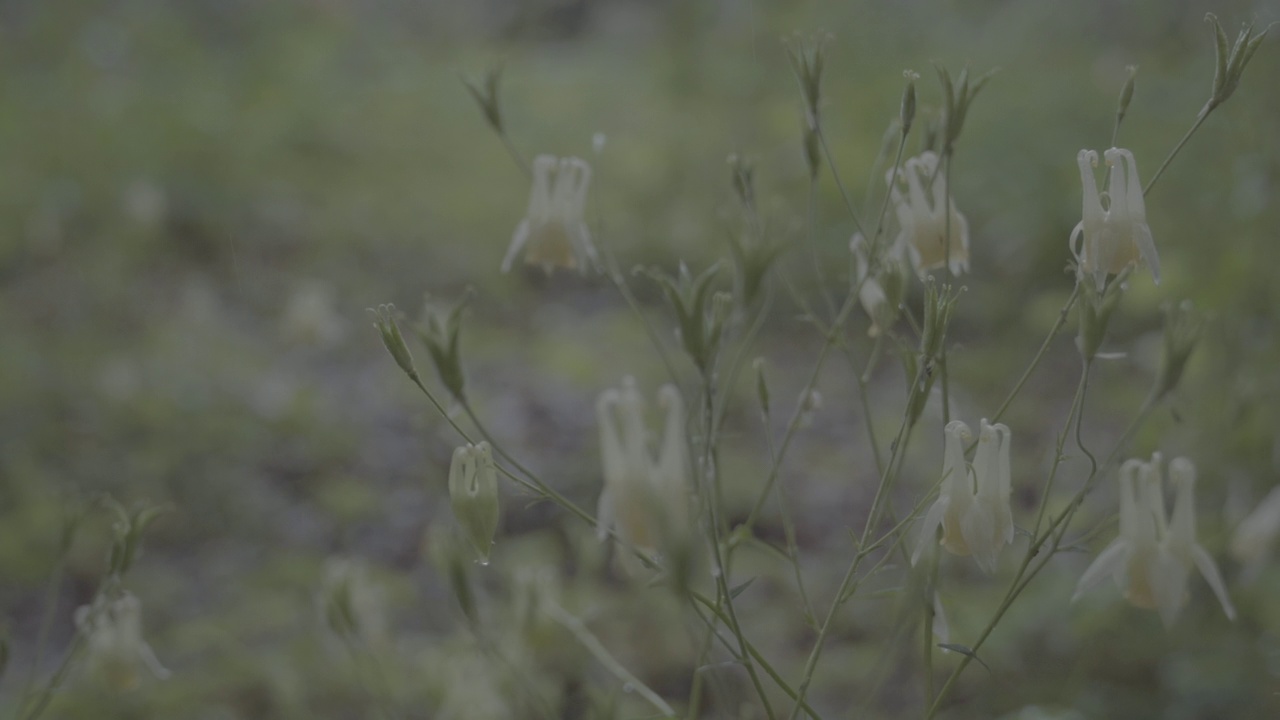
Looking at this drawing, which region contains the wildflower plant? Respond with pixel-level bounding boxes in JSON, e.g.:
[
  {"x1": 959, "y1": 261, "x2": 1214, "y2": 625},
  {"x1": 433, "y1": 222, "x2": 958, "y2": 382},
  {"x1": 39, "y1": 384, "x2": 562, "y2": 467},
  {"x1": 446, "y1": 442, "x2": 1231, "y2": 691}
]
[{"x1": 353, "y1": 13, "x2": 1275, "y2": 720}]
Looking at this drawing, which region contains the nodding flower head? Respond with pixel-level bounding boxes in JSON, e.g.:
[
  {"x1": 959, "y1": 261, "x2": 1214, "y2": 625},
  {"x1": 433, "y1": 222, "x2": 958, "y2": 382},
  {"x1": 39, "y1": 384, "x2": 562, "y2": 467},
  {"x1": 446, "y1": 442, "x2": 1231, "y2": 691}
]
[
  {"x1": 1073, "y1": 455, "x2": 1235, "y2": 627},
  {"x1": 913, "y1": 419, "x2": 1013, "y2": 574},
  {"x1": 596, "y1": 377, "x2": 691, "y2": 572},
  {"x1": 1070, "y1": 148, "x2": 1160, "y2": 290},
  {"x1": 886, "y1": 151, "x2": 970, "y2": 278},
  {"x1": 502, "y1": 155, "x2": 595, "y2": 274},
  {"x1": 74, "y1": 592, "x2": 170, "y2": 690}
]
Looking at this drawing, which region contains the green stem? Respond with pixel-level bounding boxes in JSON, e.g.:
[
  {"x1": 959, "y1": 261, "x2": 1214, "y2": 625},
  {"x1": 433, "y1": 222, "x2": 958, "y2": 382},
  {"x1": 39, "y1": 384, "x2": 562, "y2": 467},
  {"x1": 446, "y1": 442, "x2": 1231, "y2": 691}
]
[
  {"x1": 1143, "y1": 102, "x2": 1212, "y2": 197},
  {"x1": 547, "y1": 603, "x2": 676, "y2": 718},
  {"x1": 990, "y1": 286, "x2": 1080, "y2": 425},
  {"x1": 815, "y1": 125, "x2": 868, "y2": 238}
]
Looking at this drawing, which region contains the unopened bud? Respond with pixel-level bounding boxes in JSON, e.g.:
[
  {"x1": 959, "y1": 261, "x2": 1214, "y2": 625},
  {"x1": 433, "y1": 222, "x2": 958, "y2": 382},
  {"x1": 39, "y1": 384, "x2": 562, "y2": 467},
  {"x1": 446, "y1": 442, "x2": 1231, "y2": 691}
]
[
  {"x1": 428, "y1": 525, "x2": 477, "y2": 626},
  {"x1": 1116, "y1": 66, "x2": 1137, "y2": 125},
  {"x1": 1076, "y1": 270, "x2": 1128, "y2": 363},
  {"x1": 1152, "y1": 300, "x2": 1204, "y2": 400},
  {"x1": 752, "y1": 357, "x2": 770, "y2": 417},
  {"x1": 803, "y1": 123, "x2": 822, "y2": 179},
  {"x1": 1205, "y1": 14, "x2": 1271, "y2": 112},
  {"x1": 106, "y1": 501, "x2": 166, "y2": 578},
  {"x1": 785, "y1": 33, "x2": 831, "y2": 129},
  {"x1": 799, "y1": 389, "x2": 823, "y2": 428},
  {"x1": 415, "y1": 291, "x2": 472, "y2": 401},
  {"x1": 462, "y1": 63, "x2": 505, "y2": 134},
  {"x1": 449, "y1": 442, "x2": 500, "y2": 564},
  {"x1": 728, "y1": 154, "x2": 756, "y2": 209},
  {"x1": 901, "y1": 70, "x2": 920, "y2": 136},
  {"x1": 370, "y1": 304, "x2": 418, "y2": 381}
]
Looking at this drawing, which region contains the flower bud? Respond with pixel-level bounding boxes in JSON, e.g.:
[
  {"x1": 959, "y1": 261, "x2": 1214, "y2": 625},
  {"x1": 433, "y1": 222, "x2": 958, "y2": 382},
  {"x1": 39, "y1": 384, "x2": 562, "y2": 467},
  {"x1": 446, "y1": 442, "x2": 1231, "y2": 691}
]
[
  {"x1": 728, "y1": 154, "x2": 756, "y2": 210},
  {"x1": 1116, "y1": 65, "x2": 1137, "y2": 126},
  {"x1": 1151, "y1": 300, "x2": 1204, "y2": 400},
  {"x1": 461, "y1": 63, "x2": 505, "y2": 134},
  {"x1": 900, "y1": 70, "x2": 920, "y2": 136},
  {"x1": 934, "y1": 64, "x2": 995, "y2": 155},
  {"x1": 647, "y1": 262, "x2": 726, "y2": 374},
  {"x1": 1075, "y1": 269, "x2": 1128, "y2": 363},
  {"x1": 752, "y1": 357, "x2": 770, "y2": 417},
  {"x1": 369, "y1": 304, "x2": 418, "y2": 381},
  {"x1": 427, "y1": 525, "x2": 478, "y2": 626},
  {"x1": 785, "y1": 32, "x2": 831, "y2": 129},
  {"x1": 415, "y1": 291, "x2": 472, "y2": 402},
  {"x1": 318, "y1": 557, "x2": 388, "y2": 649},
  {"x1": 1205, "y1": 14, "x2": 1270, "y2": 112},
  {"x1": 105, "y1": 500, "x2": 166, "y2": 578},
  {"x1": 449, "y1": 442, "x2": 500, "y2": 564}
]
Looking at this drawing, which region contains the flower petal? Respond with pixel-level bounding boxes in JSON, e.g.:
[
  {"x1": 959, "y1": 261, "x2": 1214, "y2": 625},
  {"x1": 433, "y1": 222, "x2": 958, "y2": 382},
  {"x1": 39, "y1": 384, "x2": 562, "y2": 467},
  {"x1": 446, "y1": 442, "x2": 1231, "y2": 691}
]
[
  {"x1": 1072, "y1": 539, "x2": 1129, "y2": 602},
  {"x1": 1192, "y1": 544, "x2": 1237, "y2": 621}
]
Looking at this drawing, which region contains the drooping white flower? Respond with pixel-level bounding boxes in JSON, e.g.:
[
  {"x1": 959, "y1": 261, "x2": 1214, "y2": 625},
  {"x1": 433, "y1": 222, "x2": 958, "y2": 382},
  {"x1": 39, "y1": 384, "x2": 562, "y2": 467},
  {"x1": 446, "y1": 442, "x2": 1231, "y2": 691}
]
[
  {"x1": 886, "y1": 151, "x2": 969, "y2": 277},
  {"x1": 1070, "y1": 148, "x2": 1160, "y2": 289},
  {"x1": 913, "y1": 419, "x2": 1013, "y2": 574},
  {"x1": 850, "y1": 233, "x2": 907, "y2": 337},
  {"x1": 1073, "y1": 455, "x2": 1234, "y2": 626},
  {"x1": 1230, "y1": 485, "x2": 1280, "y2": 580},
  {"x1": 596, "y1": 377, "x2": 691, "y2": 567},
  {"x1": 502, "y1": 155, "x2": 594, "y2": 274},
  {"x1": 74, "y1": 592, "x2": 170, "y2": 690}
]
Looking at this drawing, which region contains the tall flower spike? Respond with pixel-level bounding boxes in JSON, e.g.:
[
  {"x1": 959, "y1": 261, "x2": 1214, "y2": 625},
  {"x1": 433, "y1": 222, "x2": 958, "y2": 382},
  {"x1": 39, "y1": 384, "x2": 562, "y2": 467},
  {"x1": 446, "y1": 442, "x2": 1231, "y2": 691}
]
[
  {"x1": 502, "y1": 155, "x2": 595, "y2": 274},
  {"x1": 1073, "y1": 455, "x2": 1235, "y2": 626},
  {"x1": 913, "y1": 419, "x2": 1013, "y2": 573},
  {"x1": 1070, "y1": 148, "x2": 1160, "y2": 290},
  {"x1": 596, "y1": 378, "x2": 691, "y2": 572},
  {"x1": 886, "y1": 151, "x2": 969, "y2": 277}
]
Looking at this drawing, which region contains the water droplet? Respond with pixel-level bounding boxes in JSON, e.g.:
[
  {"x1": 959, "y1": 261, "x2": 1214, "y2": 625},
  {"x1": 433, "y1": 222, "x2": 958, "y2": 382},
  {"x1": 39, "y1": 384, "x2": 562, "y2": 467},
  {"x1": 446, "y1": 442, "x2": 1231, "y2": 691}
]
[{"x1": 622, "y1": 682, "x2": 635, "y2": 694}]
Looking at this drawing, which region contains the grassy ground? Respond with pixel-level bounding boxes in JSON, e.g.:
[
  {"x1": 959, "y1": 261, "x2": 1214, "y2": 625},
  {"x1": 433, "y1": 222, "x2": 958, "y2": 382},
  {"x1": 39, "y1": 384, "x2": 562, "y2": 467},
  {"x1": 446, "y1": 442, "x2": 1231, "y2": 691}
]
[{"x1": 2, "y1": 0, "x2": 1279, "y2": 718}]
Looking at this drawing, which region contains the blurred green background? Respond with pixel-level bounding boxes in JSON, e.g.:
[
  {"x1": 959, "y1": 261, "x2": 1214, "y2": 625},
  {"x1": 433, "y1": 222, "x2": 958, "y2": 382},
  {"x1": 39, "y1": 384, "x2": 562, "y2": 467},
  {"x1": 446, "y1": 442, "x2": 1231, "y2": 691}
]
[{"x1": 2, "y1": 0, "x2": 1279, "y2": 718}]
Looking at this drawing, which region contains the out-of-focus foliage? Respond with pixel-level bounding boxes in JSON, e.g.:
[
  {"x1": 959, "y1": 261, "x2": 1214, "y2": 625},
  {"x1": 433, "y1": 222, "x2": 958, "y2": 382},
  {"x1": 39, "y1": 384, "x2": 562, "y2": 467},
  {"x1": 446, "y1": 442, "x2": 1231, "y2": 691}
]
[{"x1": 1, "y1": 0, "x2": 1278, "y2": 718}]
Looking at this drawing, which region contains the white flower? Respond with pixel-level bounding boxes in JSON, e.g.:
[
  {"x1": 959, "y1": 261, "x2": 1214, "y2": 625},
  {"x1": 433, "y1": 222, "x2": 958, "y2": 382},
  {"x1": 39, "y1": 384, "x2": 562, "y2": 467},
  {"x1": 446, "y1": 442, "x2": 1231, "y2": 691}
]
[
  {"x1": 886, "y1": 151, "x2": 969, "y2": 277},
  {"x1": 1230, "y1": 485, "x2": 1280, "y2": 580},
  {"x1": 913, "y1": 419, "x2": 1013, "y2": 573},
  {"x1": 502, "y1": 155, "x2": 594, "y2": 274},
  {"x1": 1073, "y1": 455, "x2": 1234, "y2": 626},
  {"x1": 596, "y1": 377, "x2": 691, "y2": 567},
  {"x1": 74, "y1": 592, "x2": 170, "y2": 690},
  {"x1": 1070, "y1": 148, "x2": 1160, "y2": 289},
  {"x1": 850, "y1": 233, "x2": 906, "y2": 337}
]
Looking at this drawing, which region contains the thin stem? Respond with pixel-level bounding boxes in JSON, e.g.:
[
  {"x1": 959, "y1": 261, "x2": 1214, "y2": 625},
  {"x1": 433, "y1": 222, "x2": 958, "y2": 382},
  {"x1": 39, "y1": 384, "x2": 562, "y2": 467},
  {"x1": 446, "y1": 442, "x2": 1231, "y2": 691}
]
[
  {"x1": 1143, "y1": 102, "x2": 1212, "y2": 197},
  {"x1": 699, "y1": 378, "x2": 777, "y2": 719},
  {"x1": 20, "y1": 636, "x2": 84, "y2": 720},
  {"x1": 499, "y1": 132, "x2": 532, "y2": 178},
  {"x1": 990, "y1": 286, "x2": 1080, "y2": 425},
  {"x1": 787, "y1": 377, "x2": 925, "y2": 719},
  {"x1": 689, "y1": 593, "x2": 822, "y2": 720},
  {"x1": 815, "y1": 125, "x2": 868, "y2": 238},
  {"x1": 547, "y1": 603, "x2": 676, "y2": 718},
  {"x1": 808, "y1": 174, "x2": 838, "y2": 321},
  {"x1": 21, "y1": 559, "x2": 67, "y2": 707}
]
